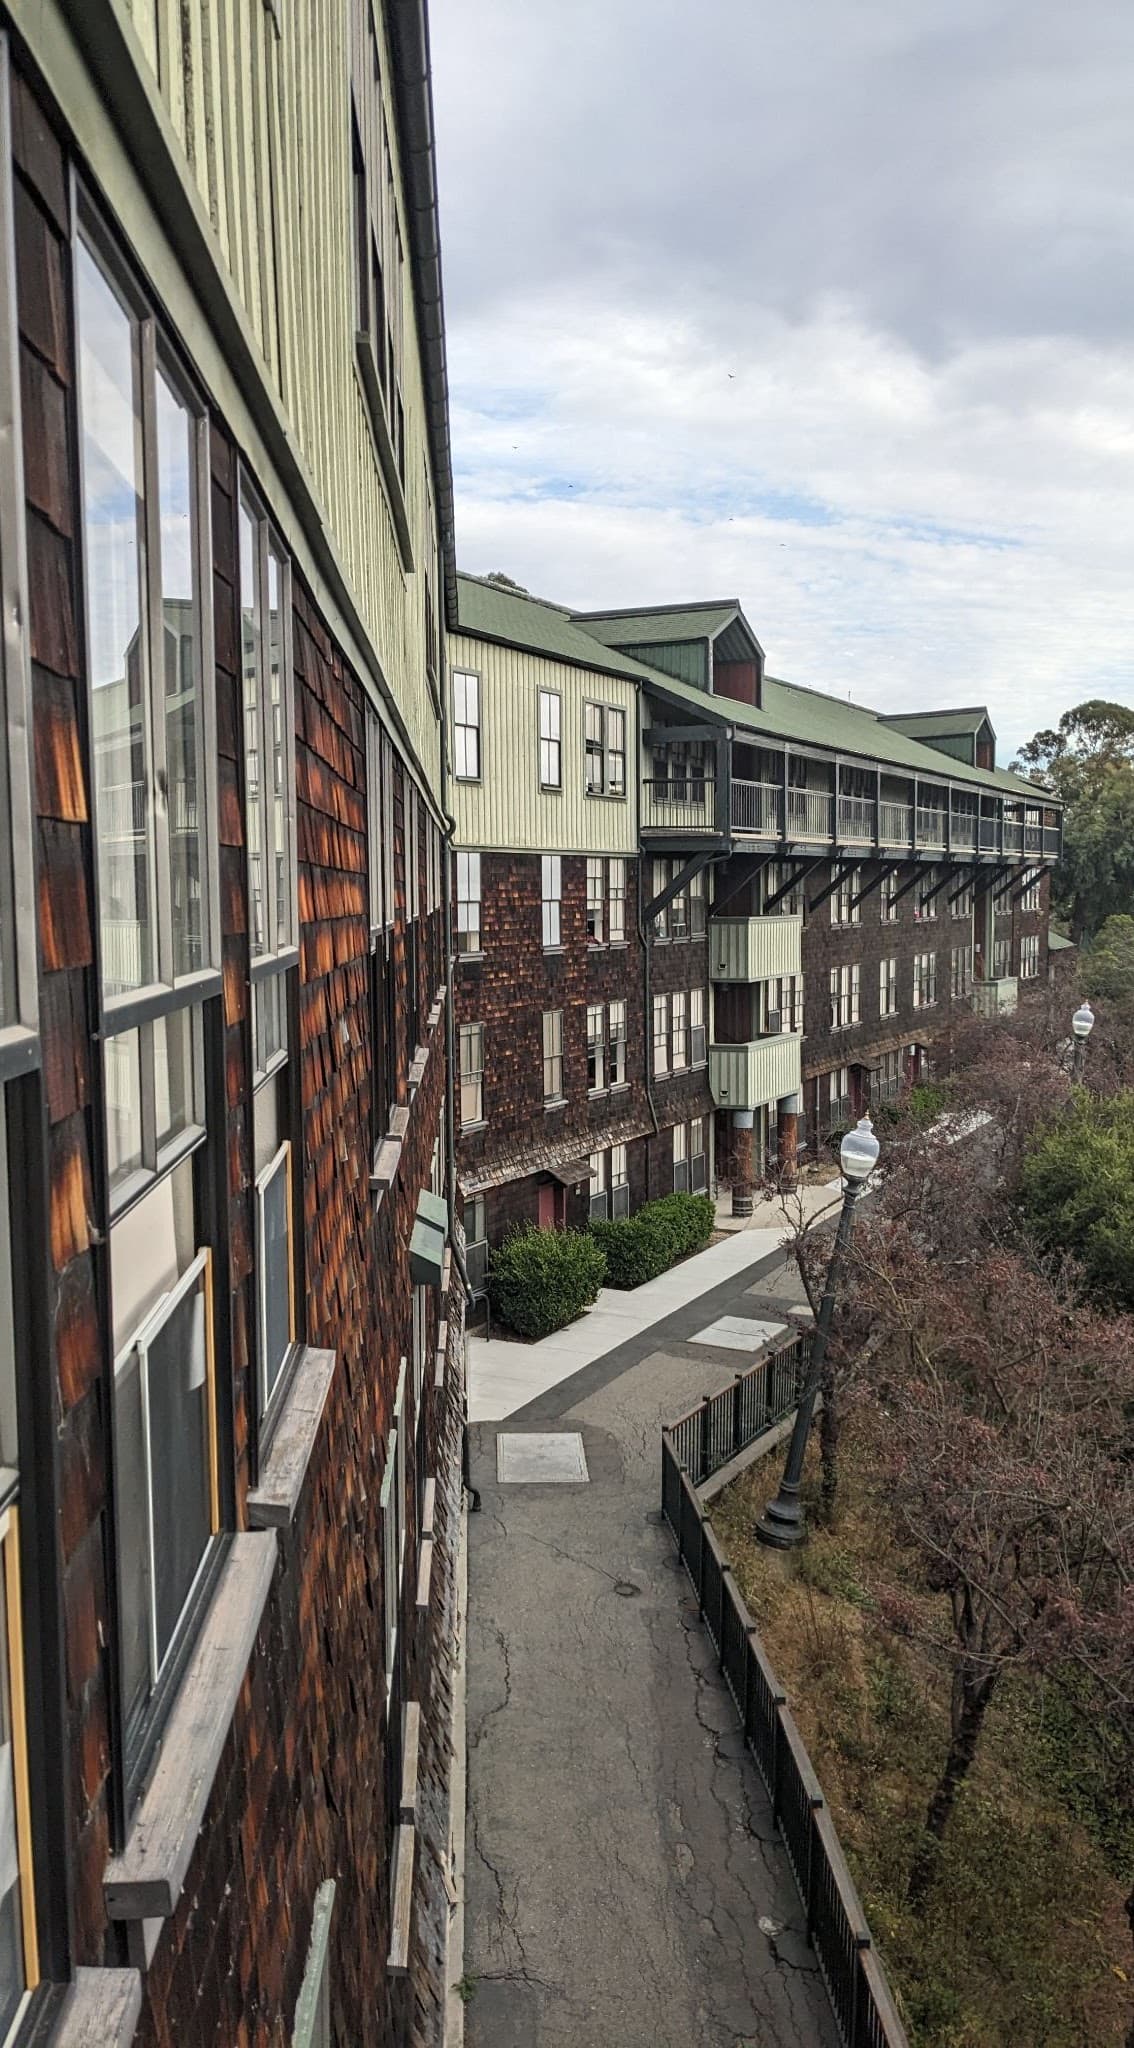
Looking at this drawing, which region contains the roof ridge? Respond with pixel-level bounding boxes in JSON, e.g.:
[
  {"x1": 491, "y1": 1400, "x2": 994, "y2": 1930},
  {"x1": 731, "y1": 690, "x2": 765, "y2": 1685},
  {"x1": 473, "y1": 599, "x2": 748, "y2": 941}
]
[
  {"x1": 572, "y1": 599, "x2": 740, "y2": 624},
  {"x1": 456, "y1": 570, "x2": 574, "y2": 618}
]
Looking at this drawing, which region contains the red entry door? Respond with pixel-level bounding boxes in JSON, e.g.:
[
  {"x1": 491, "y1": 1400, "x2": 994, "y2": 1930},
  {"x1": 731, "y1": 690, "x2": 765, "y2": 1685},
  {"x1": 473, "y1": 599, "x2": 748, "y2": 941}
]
[{"x1": 538, "y1": 1185, "x2": 558, "y2": 1230}]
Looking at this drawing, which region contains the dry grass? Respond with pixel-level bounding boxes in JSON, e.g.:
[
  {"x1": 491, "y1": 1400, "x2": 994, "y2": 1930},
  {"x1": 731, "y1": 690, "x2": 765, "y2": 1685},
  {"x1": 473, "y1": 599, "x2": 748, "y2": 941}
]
[{"x1": 711, "y1": 1417, "x2": 1133, "y2": 2048}]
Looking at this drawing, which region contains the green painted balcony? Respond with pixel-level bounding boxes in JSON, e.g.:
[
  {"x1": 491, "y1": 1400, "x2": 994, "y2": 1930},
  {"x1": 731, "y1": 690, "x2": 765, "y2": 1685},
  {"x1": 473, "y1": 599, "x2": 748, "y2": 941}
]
[
  {"x1": 709, "y1": 915, "x2": 802, "y2": 985},
  {"x1": 709, "y1": 1032, "x2": 802, "y2": 1112}
]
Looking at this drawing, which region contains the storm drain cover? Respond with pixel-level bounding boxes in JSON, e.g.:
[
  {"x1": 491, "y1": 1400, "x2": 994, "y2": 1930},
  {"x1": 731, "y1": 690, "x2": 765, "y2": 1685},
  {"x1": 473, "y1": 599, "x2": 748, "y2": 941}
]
[
  {"x1": 690, "y1": 1315, "x2": 788, "y2": 1353},
  {"x1": 496, "y1": 1432, "x2": 589, "y2": 1484}
]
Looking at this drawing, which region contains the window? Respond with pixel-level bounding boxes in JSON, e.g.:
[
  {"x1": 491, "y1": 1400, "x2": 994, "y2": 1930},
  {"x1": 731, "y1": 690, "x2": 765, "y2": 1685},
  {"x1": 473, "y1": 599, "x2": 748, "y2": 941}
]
[
  {"x1": 1020, "y1": 875, "x2": 1041, "y2": 913},
  {"x1": 366, "y1": 716, "x2": 398, "y2": 1140},
  {"x1": 689, "y1": 1116, "x2": 707, "y2": 1193},
  {"x1": 915, "y1": 867, "x2": 939, "y2": 921},
  {"x1": 381, "y1": 1363, "x2": 407, "y2": 1700},
  {"x1": 872, "y1": 1049, "x2": 902, "y2": 1105},
  {"x1": 775, "y1": 976, "x2": 803, "y2": 1034},
  {"x1": 587, "y1": 1005, "x2": 606, "y2": 1093},
  {"x1": 952, "y1": 877, "x2": 974, "y2": 919},
  {"x1": 879, "y1": 957, "x2": 898, "y2": 1017},
  {"x1": 829, "y1": 964, "x2": 856, "y2": 1030},
  {"x1": 608, "y1": 1000, "x2": 627, "y2": 1087},
  {"x1": 104, "y1": 1006, "x2": 207, "y2": 1208},
  {"x1": 671, "y1": 992, "x2": 688, "y2": 1070},
  {"x1": 993, "y1": 935, "x2": 1012, "y2": 979},
  {"x1": 586, "y1": 859, "x2": 604, "y2": 945},
  {"x1": 608, "y1": 859, "x2": 627, "y2": 945},
  {"x1": 584, "y1": 703, "x2": 626, "y2": 796},
  {"x1": 831, "y1": 873, "x2": 860, "y2": 927},
  {"x1": 351, "y1": 21, "x2": 408, "y2": 495},
  {"x1": 542, "y1": 1010, "x2": 564, "y2": 1103},
  {"x1": 610, "y1": 1144, "x2": 629, "y2": 1218},
  {"x1": 881, "y1": 870, "x2": 899, "y2": 922},
  {"x1": 652, "y1": 860, "x2": 670, "y2": 941},
  {"x1": 764, "y1": 863, "x2": 802, "y2": 917},
  {"x1": 951, "y1": 947, "x2": 972, "y2": 998},
  {"x1": 465, "y1": 1196, "x2": 488, "y2": 1297},
  {"x1": 77, "y1": 232, "x2": 218, "y2": 1006},
  {"x1": 111, "y1": 1169, "x2": 219, "y2": 1801},
  {"x1": 653, "y1": 994, "x2": 668, "y2": 1076},
  {"x1": 606, "y1": 708, "x2": 626, "y2": 796},
  {"x1": 690, "y1": 988, "x2": 707, "y2": 1065},
  {"x1": 293, "y1": 1881, "x2": 336, "y2": 2048},
  {"x1": 673, "y1": 1120, "x2": 688, "y2": 1191},
  {"x1": 539, "y1": 690, "x2": 562, "y2": 789},
  {"x1": 239, "y1": 489, "x2": 296, "y2": 969},
  {"x1": 460, "y1": 1023, "x2": 484, "y2": 1127},
  {"x1": 453, "y1": 670, "x2": 481, "y2": 780},
  {"x1": 828, "y1": 1066, "x2": 851, "y2": 1129},
  {"x1": 0, "y1": 161, "x2": 34, "y2": 1073},
  {"x1": 584, "y1": 702, "x2": 605, "y2": 794},
  {"x1": 689, "y1": 866, "x2": 706, "y2": 937},
  {"x1": 670, "y1": 868, "x2": 689, "y2": 940},
  {"x1": 913, "y1": 952, "x2": 937, "y2": 1008},
  {"x1": 456, "y1": 851, "x2": 481, "y2": 955},
  {"x1": 541, "y1": 855, "x2": 562, "y2": 948},
  {"x1": 1020, "y1": 933, "x2": 1040, "y2": 979},
  {"x1": 588, "y1": 1150, "x2": 608, "y2": 1221}
]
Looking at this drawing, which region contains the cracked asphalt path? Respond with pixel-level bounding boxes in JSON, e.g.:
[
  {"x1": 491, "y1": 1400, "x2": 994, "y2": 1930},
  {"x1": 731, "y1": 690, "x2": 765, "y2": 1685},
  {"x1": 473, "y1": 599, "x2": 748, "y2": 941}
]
[{"x1": 465, "y1": 1255, "x2": 839, "y2": 2048}]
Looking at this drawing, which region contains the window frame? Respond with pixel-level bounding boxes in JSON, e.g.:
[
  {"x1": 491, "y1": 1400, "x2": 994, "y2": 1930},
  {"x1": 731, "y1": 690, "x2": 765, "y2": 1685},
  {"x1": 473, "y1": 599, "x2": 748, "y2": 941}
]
[
  {"x1": 652, "y1": 993, "x2": 668, "y2": 1076},
  {"x1": 237, "y1": 472, "x2": 299, "y2": 978},
  {"x1": 588, "y1": 1149, "x2": 608, "y2": 1222},
  {"x1": 586, "y1": 858, "x2": 604, "y2": 946},
  {"x1": 538, "y1": 688, "x2": 562, "y2": 791},
  {"x1": 607, "y1": 858, "x2": 627, "y2": 945},
  {"x1": 605, "y1": 706, "x2": 626, "y2": 797},
  {"x1": 381, "y1": 1362, "x2": 407, "y2": 1703},
  {"x1": 586, "y1": 1004, "x2": 606, "y2": 1095},
  {"x1": 879, "y1": 956, "x2": 898, "y2": 1018},
  {"x1": 584, "y1": 702, "x2": 605, "y2": 796},
  {"x1": 880, "y1": 870, "x2": 899, "y2": 922},
  {"x1": 460, "y1": 1022, "x2": 485, "y2": 1129},
  {"x1": 0, "y1": 84, "x2": 37, "y2": 1084},
  {"x1": 670, "y1": 991, "x2": 688, "y2": 1070},
  {"x1": 455, "y1": 850, "x2": 482, "y2": 957},
  {"x1": 75, "y1": 201, "x2": 223, "y2": 1039},
  {"x1": 254, "y1": 1135, "x2": 298, "y2": 1435},
  {"x1": 610, "y1": 1142, "x2": 629, "y2": 1217},
  {"x1": 1019, "y1": 932, "x2": 1040, "y2": 979},
  {"x1": 542, "y1": 1010, "x2": 564, "y2": 1106},
  {"x1": 608, "y1": 999, "x2": 627, "y2": 1088},
  {"x1": 540, "y1": 854, "x2": 562, "y2": 950},
  {"x1": 452, "y1": 668, "x2": 482, "y2": 782}
]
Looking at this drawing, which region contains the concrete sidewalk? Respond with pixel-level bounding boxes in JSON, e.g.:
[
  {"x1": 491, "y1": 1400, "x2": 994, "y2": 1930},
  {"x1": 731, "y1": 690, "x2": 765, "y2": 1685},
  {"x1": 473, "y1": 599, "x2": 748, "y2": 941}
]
[
  {"x1": 464, "y1": 1246, "x2": 840, "y2": 2048},
  {"x1": 469, "y1": 1180, "x2": 839, "y2": 1423}
]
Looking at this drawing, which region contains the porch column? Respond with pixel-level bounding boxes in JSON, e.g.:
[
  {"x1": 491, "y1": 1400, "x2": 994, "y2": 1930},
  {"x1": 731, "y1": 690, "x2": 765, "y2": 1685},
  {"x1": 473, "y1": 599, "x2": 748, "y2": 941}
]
[
  {"x1": 731, "y1": 1109, "x2": 755, "y2": 1218},
  {"x1": 777, "y1": 1090, "x2": 801, "y2": 1186}
]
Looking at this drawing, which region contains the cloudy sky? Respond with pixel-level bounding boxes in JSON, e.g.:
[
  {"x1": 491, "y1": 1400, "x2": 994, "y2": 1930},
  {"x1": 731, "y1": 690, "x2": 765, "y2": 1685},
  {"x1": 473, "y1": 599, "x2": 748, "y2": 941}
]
[{"x1": 429, "y1": 0, "x2": 1134, "y2": 758}]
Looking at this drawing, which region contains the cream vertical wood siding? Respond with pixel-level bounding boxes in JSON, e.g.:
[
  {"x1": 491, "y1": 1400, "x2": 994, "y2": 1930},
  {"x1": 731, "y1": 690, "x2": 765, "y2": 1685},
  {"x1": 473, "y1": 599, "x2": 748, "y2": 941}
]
[
  {"x1": 709, "y1": 916, "x2": 802, "y2": 984},
  {"x1": 448, "y1": 633, "x2": 638, "y2": 855},
  {"x1": 709, "y1": 1035, "x2": 802, "y2": 1112},
  {"x1": 79, "y1": 0, "x2": 440, "y2": 782}
]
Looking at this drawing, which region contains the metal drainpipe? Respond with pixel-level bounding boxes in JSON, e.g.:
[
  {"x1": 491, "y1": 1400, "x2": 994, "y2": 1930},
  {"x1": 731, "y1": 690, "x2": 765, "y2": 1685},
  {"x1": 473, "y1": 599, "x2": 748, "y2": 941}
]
[
  {"x1": 637, "y1": 691, "x2": 660, "y2": 1196},
  {"x1": 436, "y1": 649, "x2": 471, "y2": 1302}
]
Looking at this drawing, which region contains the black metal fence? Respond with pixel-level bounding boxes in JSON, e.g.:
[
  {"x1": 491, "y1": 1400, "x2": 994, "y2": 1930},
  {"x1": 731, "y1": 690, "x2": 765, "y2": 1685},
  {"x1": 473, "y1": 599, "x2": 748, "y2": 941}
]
[
  {"x1": 661, "y1": 1414, "x2": 910, "y2": 2048},
  {"x1": 666, "y1": 1334, "x2": 809, "y2": 1487}
]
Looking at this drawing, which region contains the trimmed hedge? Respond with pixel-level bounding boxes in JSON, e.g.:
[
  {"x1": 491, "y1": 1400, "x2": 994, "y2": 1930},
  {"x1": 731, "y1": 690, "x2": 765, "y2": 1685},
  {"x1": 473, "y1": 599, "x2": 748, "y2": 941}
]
[
  {"x1": 589, "y1": 1192, "x2": 715, "y2": 1290},
  {"x1": 487, "y1": 1226, "x2": 606, "y2": 1340}
]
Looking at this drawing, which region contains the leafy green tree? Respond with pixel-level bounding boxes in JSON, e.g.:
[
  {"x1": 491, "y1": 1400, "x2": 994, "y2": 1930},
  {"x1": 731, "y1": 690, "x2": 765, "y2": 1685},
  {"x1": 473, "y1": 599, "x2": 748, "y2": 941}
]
[
  {"x1": 1018, "y1": 1092, "x2": 1134, "y2": 1312},
  {"x1": 1012, "y1": 700, "x2": 1134, "y2": 940},
  {"x1": 1082, "y1": 914, "x2": 1134, "y2": 1000}
]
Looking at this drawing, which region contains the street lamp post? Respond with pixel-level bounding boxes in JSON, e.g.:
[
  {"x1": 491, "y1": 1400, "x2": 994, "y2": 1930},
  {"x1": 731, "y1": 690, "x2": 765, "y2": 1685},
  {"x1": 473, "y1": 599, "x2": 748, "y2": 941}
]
[
  {"x1": 1071, "y1": 1001, "x2": 1094, "y2": 1083},
  {"x1": 756, "y1": 1115, "x2": 881, "y2": 1551}
]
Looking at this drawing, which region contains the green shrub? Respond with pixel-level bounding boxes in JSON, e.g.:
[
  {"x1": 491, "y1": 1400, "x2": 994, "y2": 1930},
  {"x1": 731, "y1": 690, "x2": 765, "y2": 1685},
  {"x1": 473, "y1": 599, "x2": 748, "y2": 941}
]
[
  {"x1": 1018, "y1": 1091, "x2": 1134, "y2": 1312},
  {"x1": 487, "y1": 1226, "x2": 606, "y2": 1340},
  {"x1": 904, "y1": 1081, "x2": 948, "y2": 1129},
  {"x1": 589, "y1": 1192, "x2": 715, "y2": 1288}
]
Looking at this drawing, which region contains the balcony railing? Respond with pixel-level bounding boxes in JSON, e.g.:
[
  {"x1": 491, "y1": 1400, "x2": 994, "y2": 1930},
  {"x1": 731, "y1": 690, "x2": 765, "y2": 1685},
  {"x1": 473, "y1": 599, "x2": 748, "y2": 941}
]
[
  {"x1": 730, "y1": 779, "x2": 781, "y2": 835},
  {"x1": 641, "y1": 778, "x2": 718, "y2": 833},
  {"x1": 836, "y1": 794, "x2": 875, "y2": 842},
  {"x1": 1003, "y1": 820, "x2": 1024, "y2": 851},
  {"x1": 710, "y1": 915, "x2": 802, "y2": 984},
  {"x1": 879, "y1": 800, "x2": 912, "y2": 846},
  {"x1": 787, "y1": 789, "x2": 834, "y2": 841},
  {"x1": 915, "y1": 807, "x2": 947, "y2": 849},
  {"x1": 1024, "y1": 824, "x2": 1043, "y2": 853},
  {"x1": 972, "y1": 977, "x2": 1018, "y2": 1019},
  {"x1": 950, "y1": 812, "x2": 978, "y2": 850},
  {"x1": 1043, "y1": 825, "x2": 1061, "y2": 856},
  {"x1": 979, "y1": 817, "x2": 998, "y2": 850}
]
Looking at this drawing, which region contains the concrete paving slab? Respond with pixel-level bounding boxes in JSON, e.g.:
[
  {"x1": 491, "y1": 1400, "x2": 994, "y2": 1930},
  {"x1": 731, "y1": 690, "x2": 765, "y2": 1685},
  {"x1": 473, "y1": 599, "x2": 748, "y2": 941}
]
[
  {"x1": 690, "y1": 1313, "x2": 789, "y2": 1352},
  {"x1": 496, "y1": 1432, "x2": 589, "y2": 1484}
]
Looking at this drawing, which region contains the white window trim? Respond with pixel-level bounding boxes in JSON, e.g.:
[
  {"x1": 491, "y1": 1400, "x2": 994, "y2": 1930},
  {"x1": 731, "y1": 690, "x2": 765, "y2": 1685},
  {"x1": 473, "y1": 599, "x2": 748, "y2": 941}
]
[{"x1": 0, "y1": 56, "x2": 37, "y2": 1078}]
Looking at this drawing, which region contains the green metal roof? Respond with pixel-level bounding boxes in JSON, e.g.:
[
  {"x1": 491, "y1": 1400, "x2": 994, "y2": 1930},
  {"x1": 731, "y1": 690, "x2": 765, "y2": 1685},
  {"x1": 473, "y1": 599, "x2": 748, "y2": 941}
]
[
  {"x1": 573, "y1": 602, "x2": 741, "y2": 647},
  {"x1": 452, "y1": 574, "x2": 1055, "y2": 804},
  {"x1": 881, "y1": 708, "x2": 995, "y2": 738}
]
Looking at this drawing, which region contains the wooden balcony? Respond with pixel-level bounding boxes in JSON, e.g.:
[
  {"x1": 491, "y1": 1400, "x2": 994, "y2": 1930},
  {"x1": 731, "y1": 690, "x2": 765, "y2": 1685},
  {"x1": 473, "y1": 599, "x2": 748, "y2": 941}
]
[
  {"x1": 710, "y1": 915, "x2": 802, "y2": 984},
  {"x1": 972, "y1": 977, "x2": 1018, "y2": 1018},
  {"x1": 709, "y1": 1032, "x2": 802, "y2": 1111}
]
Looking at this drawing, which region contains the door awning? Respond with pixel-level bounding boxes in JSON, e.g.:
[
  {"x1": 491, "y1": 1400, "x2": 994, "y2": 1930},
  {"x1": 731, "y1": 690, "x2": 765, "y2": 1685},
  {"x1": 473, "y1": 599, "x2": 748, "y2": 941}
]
[{"x1": 544, "y1": 1158, "x2": 590, "y2": 1188}]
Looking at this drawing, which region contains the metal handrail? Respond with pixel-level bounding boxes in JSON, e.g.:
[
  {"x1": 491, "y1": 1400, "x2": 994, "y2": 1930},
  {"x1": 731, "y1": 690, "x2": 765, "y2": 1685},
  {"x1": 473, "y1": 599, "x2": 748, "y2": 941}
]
[
  {"x1": 836, "y1": 794, "x2": 875, "y2": 841},
  {"x1": 787, "y1": 789, "x2": 834, "y2": 840},
  {"x1": 731, "y1": 779, "x2": 782, "y2": 834},
  {"x1": 878, "y1": 801, "x2": 912, "y2": 845}
]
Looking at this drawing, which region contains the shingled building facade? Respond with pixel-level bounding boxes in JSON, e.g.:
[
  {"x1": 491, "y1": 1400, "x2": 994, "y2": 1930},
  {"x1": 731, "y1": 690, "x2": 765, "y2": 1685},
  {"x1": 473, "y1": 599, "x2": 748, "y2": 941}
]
[
  {"x1": 448, "y1": 579, "x2": 1061, "y2": 1265},
  {"x1": 0, "y1": 4, "x2": 463, "y2": 2043}
]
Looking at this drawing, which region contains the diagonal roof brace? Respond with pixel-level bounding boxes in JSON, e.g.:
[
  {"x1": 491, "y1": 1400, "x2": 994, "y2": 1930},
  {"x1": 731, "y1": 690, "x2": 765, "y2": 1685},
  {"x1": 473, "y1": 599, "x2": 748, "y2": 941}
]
[
  {"x1": 1003, "y1": 863, "x2": 1048, "y2": 907},
  {"x1": 807, "y1": 861, "x2": 863, "y2": 916},
  {"x1": 888, "y1": 863, "x2": 928, "y2": 909},
  {"x1": 710, "y1": 852, "x2": 774, "y2": 919},
  {"x1": 918, "y1": 863, "x2": 975, "y2": 910},
  {"x1": 763, "y1": 858, "x2": 825, "y2": 914},
  {"x1": 849, "y1": 860, "x2": 902, "y2": 913},
  {"x1": 642, "y1": 851, "x2": 716, "y2": 925}
]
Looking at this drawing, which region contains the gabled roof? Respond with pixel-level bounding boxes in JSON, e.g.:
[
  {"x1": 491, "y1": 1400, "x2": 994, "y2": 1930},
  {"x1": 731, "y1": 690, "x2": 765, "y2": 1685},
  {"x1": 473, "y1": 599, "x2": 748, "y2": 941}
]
[
  {"x1": 572, "y1": 601, "x2": 743, "y2": 647},
  {"x1": 881, "y1": 707, "x2": 996, "y2": 740},
  {"x1": 451, "y1": 572, "x2": 1054, "y2": 804}
]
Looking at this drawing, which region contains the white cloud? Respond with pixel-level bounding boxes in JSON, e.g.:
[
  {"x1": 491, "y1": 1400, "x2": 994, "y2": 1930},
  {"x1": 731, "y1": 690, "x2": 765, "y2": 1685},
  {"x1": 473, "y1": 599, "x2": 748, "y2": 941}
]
[{"x1": 431, "y1": 0, "x2": 1134, "y2": 756}]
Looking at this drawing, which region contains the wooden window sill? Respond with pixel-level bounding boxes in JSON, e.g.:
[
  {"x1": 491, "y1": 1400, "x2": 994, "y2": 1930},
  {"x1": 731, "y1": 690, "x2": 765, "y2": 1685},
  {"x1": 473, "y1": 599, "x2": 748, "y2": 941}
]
[
  {"x1": 247, "y1": 1348, "x2": 336, "y2": 1529},
  {"x1": 41, "y1": 1969, "x2": 143, "y2": 2045},
  {"x1": 103, "y1": 1534, "x2": 277, "y2": 1922}
]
